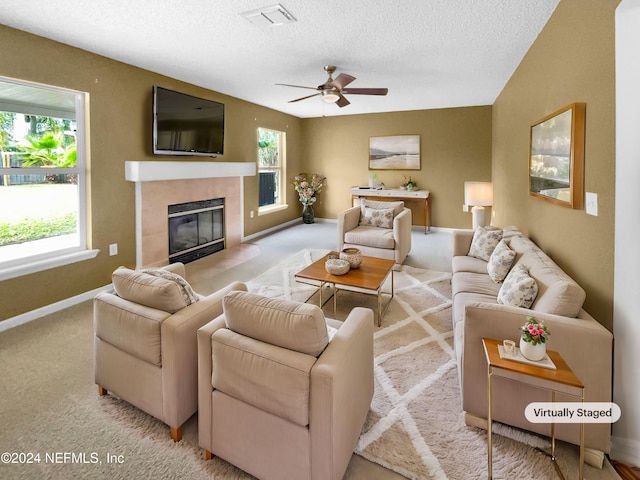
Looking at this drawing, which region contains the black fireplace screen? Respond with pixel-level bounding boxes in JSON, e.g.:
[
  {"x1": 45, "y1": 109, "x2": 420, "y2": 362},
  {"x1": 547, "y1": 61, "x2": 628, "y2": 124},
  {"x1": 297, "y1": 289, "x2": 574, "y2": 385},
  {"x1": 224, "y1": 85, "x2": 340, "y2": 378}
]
[{"x1": 168, "y1": 198, "x2": 224, "y2": 264}]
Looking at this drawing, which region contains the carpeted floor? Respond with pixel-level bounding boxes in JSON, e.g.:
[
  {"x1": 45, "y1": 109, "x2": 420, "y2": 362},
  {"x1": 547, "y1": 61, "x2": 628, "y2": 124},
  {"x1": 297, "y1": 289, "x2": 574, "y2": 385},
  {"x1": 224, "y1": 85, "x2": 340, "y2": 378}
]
[
  {"x1": 0, "y1": 224, "x2": 624, "y2": 479},
  {"x1": 246, "y1": 249, "x2": 621, "y2": 480}
]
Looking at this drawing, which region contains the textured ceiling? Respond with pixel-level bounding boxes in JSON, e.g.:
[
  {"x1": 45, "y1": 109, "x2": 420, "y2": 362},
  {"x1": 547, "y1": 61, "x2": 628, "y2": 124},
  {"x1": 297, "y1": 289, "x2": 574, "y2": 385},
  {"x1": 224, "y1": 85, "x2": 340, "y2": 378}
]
[{"x1": 1, "y1": 0, "x2": 559, "y2": 118}]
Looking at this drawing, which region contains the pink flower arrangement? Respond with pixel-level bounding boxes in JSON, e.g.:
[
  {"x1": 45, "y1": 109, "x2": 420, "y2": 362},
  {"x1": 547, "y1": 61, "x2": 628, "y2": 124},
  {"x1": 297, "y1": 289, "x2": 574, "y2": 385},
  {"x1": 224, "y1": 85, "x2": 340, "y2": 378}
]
[
  {"x1": 292, "y1": 173, "x2": 326, "y2": 206},
  {"x1": 520, "y1": 316, "x2": 550, "y2": 346}
]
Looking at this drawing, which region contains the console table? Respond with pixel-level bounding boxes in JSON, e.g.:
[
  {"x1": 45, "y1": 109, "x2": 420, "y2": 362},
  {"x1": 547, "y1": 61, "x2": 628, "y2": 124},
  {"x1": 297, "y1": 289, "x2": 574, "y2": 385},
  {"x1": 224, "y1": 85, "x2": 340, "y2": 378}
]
[{"x1": 351, "y1": 187, "x2": 430, "y2": 233}]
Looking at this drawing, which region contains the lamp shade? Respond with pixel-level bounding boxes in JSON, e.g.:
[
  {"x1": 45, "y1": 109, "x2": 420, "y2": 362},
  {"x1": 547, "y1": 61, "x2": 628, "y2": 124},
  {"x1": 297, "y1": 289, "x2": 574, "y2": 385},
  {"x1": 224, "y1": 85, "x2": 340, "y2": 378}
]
[{"x1": 464, "y1": 182, "x2": 493, "y2": 206}]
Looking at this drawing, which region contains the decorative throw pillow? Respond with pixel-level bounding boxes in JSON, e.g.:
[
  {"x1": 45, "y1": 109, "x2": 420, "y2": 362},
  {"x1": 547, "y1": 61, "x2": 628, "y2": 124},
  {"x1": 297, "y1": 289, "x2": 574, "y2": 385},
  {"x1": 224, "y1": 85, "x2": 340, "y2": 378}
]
[
  {"x1": 487, "y1": 239, "x2": 516, "y2": 283},
  {"x1": 468, "y1": 226, "x2": 503, "y2": 262},
  {"x1": 112, "y1": 267, "x2": 199, "y2": 313},
  {"x1": 497, "y1": 264, "x2": 538, "y2": 308},
  {"x1": 359, "y1": 206, "x2": 395, "y2": 228},
  {"x1": 142, "y1": 268, "x2": 199, "y2": 305},
  {"x1": 360, "y1": 199, "x2": 404, "y2": 217}
]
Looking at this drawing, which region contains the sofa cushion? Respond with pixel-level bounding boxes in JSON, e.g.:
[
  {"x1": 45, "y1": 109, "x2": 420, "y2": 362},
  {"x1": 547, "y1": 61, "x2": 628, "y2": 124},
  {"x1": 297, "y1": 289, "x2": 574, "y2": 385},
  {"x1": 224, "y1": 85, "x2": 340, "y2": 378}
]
[
  {"x1": 94, "y1": 292, "x2": 170, "y2": 366},
  {"x1": 112, "y1": 267, "x2": 198, "y2": 313},
  {"x1": 359, "y1": 206, "x2": 395, "y2": 228},
  {"x1": 222, "y1": 291, "x2": 329, "y2": 357},
  {"x1": 468, "y1": 226, "x2": 503, "y2": 261},
  {"x1": 211, "y1": 328, "x2": 316, "y2": 426},
  {"x1": 452, "y1": 255, "x2": 488, "y2": 275},
  {"x1": 209, "y1": 316, "x2": 340, "y2": 427},
  {"x1": 508, "y1": 236, "x2": 586, "y2": 317},
  {"x1": 487, "y1": 239, "x2": 516, "y2": 283},
  {"x1": 452, "y1": 272, "x2": 502, "y2": 300},
  {"x1": 344, "y1": 225, "x2": 395, "y2": 249},
  {"x1": 497, "y1": 264, "x2": 538, "y2": 308}
]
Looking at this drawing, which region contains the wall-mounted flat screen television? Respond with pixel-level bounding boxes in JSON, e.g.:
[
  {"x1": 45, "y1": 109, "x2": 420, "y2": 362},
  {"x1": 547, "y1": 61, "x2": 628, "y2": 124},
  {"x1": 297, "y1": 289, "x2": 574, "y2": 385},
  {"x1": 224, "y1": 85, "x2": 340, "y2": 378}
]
[{"x1": 153, "y1": 86, "x2": 224, "y2": 156}]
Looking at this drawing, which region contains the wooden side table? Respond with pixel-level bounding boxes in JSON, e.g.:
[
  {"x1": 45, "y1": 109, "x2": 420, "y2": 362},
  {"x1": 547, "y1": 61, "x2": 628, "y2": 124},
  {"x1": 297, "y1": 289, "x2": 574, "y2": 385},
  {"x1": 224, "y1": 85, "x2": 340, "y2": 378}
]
[{"x1": 482, "y1": 338, "x2": 585, "y2": 480}]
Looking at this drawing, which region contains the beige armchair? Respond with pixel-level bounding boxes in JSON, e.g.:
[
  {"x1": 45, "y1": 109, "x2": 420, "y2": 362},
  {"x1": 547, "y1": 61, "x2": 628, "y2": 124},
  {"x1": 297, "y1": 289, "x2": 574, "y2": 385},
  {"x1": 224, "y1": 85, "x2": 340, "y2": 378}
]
[
  {"x1": 198, "y1": 289, "x2": 374, "y2": 480},
  {"x1": 338, "y1": 199, "x2": 412, "y2": 267},
  {"x1": 93, "y1": 262, "x2": 246, "y2": 442}
]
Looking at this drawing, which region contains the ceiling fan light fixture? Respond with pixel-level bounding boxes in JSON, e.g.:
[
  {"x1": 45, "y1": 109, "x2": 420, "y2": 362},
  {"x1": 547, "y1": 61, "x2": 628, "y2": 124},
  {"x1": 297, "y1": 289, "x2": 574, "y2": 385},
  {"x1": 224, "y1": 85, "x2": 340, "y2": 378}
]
[{"x1": 321, "y1": 90, "x2": 340, "y2": 103}]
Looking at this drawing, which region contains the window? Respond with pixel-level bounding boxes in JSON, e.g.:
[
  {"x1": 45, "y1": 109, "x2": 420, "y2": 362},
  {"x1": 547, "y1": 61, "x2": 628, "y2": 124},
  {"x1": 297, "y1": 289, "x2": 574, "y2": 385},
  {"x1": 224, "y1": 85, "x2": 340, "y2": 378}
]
[
  {"x1": 0, "y1": 77, "x2": 96, "y2": 280},
  {"x1": 257, "y1": 128, "x2": 286, "y2": 212}
]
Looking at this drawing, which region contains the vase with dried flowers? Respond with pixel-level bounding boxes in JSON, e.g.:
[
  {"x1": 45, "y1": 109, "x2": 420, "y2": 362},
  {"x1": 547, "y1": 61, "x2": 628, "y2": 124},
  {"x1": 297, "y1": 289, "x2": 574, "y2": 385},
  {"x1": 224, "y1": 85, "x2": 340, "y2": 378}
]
[{"x1": 292, "y1": 173, "x2": 326, "y2": 223}]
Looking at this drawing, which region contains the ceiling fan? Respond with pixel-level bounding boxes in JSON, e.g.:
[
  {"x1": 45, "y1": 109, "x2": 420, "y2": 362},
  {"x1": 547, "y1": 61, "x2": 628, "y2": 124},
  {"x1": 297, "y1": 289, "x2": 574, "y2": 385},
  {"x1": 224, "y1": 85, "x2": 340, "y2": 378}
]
[{"x1": 276, "y1": 65, "x2": 388, "y2": 108}]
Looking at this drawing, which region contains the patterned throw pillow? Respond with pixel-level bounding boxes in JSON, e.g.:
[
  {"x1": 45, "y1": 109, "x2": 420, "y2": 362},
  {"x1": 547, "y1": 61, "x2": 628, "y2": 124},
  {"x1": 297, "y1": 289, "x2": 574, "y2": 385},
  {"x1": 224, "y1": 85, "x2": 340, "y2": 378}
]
[
  {"x1": 468, "y1": 226, "x2": 503, "y2": 261},
  {"x1": 497, "y1": 263, "x2": 538, "y2": 308},
  {"x1": 359, "y1": 206, "x2": 395, "y2": 228},
  {"x1": 487, "y1": 239, "x2": 516, "y2": 283},
  {"x1": 141, "y1": 268, "x2": 200, "y2": 306}
]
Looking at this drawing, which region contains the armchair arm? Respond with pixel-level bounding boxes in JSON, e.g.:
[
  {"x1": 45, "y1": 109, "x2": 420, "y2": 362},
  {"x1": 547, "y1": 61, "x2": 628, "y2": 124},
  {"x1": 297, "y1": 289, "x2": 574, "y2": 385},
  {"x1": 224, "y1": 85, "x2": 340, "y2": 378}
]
[
  {"x1": 393, "y1": 208, "x2": 412, "y2": 264},
  {"x1": 161, "y1": 281, "x2": 247, "y2": 429},
  {"x1": 453, "y1": 229, "x2": 474, "y2": 257},
  {"x1": 461, "y1": 302, "x2": 612, "y2": 452},
  {"x1": 337, "y1": 206, "x2": 361, "y2": 251},
  {"x1": 310, "y1": 307, "x2": 374, "y2": 480}
]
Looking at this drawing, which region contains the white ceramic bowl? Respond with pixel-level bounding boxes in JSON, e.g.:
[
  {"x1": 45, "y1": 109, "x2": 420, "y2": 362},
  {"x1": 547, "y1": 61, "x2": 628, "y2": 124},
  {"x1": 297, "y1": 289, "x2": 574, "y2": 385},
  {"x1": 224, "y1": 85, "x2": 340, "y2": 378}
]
[{"x1": 325, "y1": 258, "x2": 350, "y2": 275}]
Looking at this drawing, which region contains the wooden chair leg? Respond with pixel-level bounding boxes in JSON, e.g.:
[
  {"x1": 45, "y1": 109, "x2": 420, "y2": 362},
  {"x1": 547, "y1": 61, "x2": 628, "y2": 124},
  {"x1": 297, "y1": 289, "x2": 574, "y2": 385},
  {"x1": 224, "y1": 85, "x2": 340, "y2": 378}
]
[
  {"x1": 170, "y1": 426, "x2": 183, "y2": 442},
  {"x1": 205, "y1": 450, "x2": 213, "y2": 461},
  {"x1": 97, "y1": 385, "x2": 108, "y2": 396}
]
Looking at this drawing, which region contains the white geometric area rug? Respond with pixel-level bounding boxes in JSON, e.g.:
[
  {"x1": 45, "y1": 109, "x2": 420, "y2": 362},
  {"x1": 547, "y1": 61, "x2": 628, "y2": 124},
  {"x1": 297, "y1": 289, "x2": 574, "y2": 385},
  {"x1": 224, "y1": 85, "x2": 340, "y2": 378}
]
[{"x1": 246, "y1": 249, "x2": 613, "y2": 480}]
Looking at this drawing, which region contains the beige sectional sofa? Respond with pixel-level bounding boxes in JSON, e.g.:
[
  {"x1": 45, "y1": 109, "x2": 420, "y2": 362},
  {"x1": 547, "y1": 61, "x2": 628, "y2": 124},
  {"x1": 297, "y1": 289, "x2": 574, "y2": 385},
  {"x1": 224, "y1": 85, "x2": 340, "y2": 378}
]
[{"x1": 452, "y1": 227, "x2": 613, "y2": 464}]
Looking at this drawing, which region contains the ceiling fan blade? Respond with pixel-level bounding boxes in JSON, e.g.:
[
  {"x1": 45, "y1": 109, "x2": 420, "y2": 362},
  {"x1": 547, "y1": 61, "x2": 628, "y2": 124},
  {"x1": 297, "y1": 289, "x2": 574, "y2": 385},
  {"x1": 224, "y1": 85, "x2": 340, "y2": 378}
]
[
  {"x1": 288, "y1": 92, "x2": 321, "y2": 103},
  {"x1": 276, "y1": 83, "x2": 319, "y2": 91},
  {"x1": 341, "y1": 87, "x2": 388, "y2": 96},
  {"x1": 336, "y1": 93, "x2": 350, "y2": 108},
  {"x1": 331, "y1": 73, "x2": 356, "y2": 90}
]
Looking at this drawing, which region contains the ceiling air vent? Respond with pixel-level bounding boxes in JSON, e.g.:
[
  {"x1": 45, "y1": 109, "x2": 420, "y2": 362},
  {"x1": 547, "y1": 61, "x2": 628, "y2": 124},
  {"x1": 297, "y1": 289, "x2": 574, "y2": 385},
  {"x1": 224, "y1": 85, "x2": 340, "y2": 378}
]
[{"x1": 241, "y1": 4, "x2": 297, "y2": 27}]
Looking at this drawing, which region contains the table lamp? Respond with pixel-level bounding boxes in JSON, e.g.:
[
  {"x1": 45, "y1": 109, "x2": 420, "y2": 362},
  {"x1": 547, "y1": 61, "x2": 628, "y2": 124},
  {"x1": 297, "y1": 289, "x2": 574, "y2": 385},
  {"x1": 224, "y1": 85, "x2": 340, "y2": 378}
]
[{"x1": 464, "y1": 181, "x2": 493, "y2": 229}]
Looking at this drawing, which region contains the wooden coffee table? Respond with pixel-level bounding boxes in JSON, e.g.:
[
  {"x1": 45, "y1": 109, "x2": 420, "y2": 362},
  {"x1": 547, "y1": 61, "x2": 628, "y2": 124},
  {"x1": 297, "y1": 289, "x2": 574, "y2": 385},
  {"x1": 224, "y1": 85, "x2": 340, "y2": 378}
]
[{"x1": 294, "y1": 252, "x2": 395, "y2": 326}]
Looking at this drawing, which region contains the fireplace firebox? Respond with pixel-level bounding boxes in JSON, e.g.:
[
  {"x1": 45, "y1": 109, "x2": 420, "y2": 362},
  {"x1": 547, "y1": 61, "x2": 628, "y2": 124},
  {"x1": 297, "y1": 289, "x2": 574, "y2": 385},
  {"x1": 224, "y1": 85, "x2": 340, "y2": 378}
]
[{"x1": 168, "y1": 198, "x2": 224, "y2": 264}]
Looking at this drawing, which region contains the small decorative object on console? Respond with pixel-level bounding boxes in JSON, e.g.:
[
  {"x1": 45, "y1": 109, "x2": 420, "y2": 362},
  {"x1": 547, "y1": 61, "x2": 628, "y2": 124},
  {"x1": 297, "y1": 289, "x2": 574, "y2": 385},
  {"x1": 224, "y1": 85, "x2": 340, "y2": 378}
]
[
  {"x1": 402, "y1": 175, "x2": 417, "y2": 191},
  {"x1": 519, "y1": 316, "x2": 550, "y2": 361},
  {"x1": 340, "y1": 247, "x2": 363, "y2": 269}
]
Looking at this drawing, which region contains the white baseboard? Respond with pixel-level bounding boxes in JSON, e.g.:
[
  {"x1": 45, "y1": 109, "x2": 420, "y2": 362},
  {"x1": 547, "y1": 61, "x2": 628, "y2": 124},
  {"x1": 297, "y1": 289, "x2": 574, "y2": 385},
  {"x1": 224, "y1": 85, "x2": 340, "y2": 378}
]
[
  {"x1": 0, "y1": 284, "x2": 112, "y2": 333},
  {"x1": 610, "y1": 435, "x2": 640, "y2": 467}
]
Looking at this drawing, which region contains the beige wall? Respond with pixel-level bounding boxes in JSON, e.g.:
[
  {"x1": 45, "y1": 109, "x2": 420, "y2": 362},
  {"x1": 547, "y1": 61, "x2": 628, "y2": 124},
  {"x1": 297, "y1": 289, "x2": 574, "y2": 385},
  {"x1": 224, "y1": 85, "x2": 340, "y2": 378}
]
[
  {"x1": 301, "y1": 107, "x2": 492, "y2": 227},
  {"x1": 492, "y1": 0, "x2": 619, "y2": 330},
  {"x1": 0, "y1": 0, "x2": 619, "y2": 331},
  {"x1": 0, "y1": 25, "x2": 302, "y2": 321}
]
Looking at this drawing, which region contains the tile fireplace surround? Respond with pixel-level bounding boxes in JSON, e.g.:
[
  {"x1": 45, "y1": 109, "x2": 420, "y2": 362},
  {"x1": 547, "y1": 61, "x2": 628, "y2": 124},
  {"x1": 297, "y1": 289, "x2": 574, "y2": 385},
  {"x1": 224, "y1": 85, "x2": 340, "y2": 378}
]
[{"x1": 125, "y1": 161, "x2": 256, "y2": 268}]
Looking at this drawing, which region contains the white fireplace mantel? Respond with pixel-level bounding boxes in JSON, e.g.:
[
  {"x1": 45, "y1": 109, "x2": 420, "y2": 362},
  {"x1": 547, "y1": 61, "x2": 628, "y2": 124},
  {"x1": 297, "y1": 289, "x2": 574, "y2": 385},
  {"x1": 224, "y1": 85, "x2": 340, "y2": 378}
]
[
  {"x1": 125, "y1": 161, "x2": 256, "y2": 182},
  {"x1": 125, "y1": 161, "x2": 255, "y2": 268}
]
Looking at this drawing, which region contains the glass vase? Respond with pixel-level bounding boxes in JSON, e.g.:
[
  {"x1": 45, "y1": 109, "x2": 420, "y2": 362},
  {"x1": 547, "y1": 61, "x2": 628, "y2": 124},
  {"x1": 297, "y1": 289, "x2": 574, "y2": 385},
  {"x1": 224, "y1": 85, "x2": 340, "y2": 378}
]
[{"x1": 302, "y1": 204, "x2": 314, "y2": 224}]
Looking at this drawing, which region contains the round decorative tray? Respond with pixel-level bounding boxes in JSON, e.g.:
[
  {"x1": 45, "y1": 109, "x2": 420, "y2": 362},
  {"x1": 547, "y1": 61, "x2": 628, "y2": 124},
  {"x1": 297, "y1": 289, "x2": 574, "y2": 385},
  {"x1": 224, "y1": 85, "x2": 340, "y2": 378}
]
[{"x1": 325, "y1": 258, "x2": 350, "y2": 275}]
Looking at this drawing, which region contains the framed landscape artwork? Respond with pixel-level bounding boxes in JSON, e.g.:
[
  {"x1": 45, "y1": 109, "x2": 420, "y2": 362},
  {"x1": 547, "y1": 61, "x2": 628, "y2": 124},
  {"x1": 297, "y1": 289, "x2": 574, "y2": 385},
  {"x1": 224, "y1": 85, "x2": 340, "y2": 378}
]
[
  {"x1": 369, "y1": 135, "x2": 421, "y2": 170},
  {"x1": 529, "y1": 103, "x2": 585, "y2": 209}
]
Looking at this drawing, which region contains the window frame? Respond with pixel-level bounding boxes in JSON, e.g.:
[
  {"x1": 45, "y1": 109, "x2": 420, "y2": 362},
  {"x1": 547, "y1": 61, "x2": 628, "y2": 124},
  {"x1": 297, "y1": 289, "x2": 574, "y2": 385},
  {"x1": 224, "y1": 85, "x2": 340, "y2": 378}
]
[
  {"x1": 0, "y1": 77, "x2": 97, "y2": 281},
  {"x1": 257, "y1": 127, "x2": 287, "y2": 214}
]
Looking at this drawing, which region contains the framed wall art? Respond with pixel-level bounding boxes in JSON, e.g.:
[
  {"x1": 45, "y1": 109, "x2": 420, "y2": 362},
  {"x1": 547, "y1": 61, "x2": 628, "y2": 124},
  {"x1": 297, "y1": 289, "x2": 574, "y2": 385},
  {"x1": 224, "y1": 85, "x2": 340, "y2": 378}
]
[
  {"x1": 369, "y1": 135, "x2": 421, "y2": 170},
  {"x1": 529, "y1": 103, "x2": 585, "y2": 208}
]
